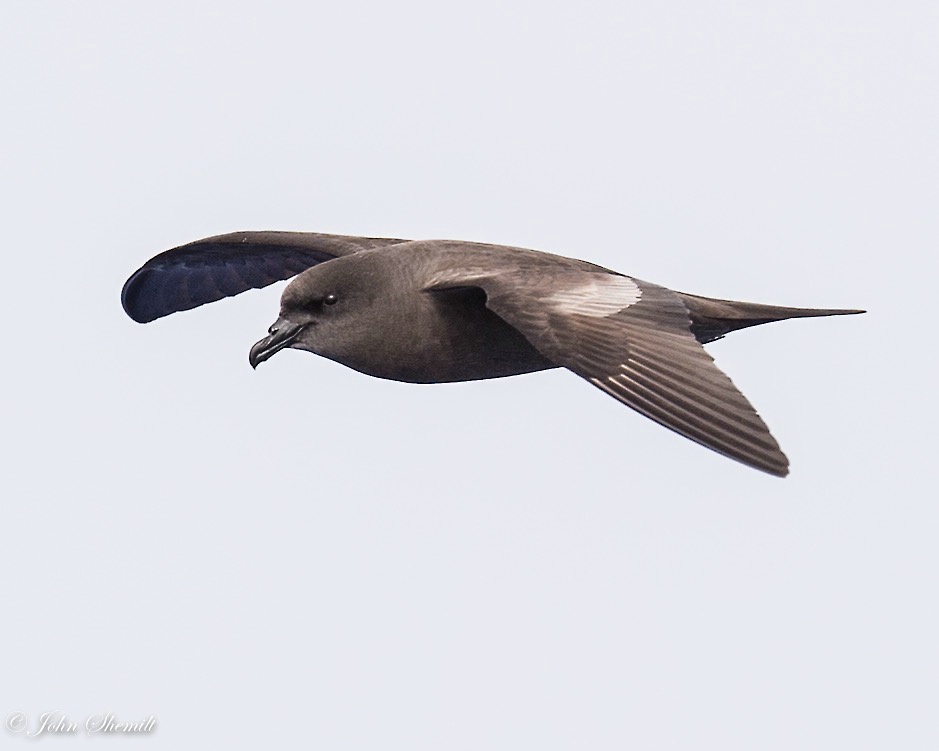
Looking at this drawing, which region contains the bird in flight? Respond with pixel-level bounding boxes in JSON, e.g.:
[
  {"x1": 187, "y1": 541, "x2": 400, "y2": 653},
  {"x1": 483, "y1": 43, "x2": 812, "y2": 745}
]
[{"x1": 122, "y1": 231, "x2": 863, "y2": 476}]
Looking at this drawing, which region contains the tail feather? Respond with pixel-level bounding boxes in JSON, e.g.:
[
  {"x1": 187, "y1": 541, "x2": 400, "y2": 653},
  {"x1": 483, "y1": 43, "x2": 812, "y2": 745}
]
[{"x1": 676, "y1": 292, "x2": 865, "y2": 343}]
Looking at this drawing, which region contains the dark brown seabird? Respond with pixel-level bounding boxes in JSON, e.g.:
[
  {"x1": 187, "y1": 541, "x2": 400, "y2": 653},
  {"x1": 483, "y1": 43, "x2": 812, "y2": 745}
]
[{"x1": 121, "y1": 231, "x2": 864, "y2": 477}]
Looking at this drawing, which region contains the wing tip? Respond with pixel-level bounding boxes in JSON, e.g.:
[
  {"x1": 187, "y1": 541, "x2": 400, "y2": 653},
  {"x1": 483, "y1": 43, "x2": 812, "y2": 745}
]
[
  {"x1": 758, "y1": 454, "x2": 790, "y2": 478},
  {"x1": 121, "y1": 268, "x2": 158, "y2": 323},
  {"x1": 589, "y1": 374, "x2": 792, "y2": 478},
  {"x1": 118, "y1": 232, "x2": 310, "y2": 324}
]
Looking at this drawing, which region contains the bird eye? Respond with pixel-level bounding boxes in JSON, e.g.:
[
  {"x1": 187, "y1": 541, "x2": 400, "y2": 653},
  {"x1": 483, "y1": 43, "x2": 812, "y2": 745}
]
[{"x1": 324, "y1": 294, "x2": 338, "y2": 306}]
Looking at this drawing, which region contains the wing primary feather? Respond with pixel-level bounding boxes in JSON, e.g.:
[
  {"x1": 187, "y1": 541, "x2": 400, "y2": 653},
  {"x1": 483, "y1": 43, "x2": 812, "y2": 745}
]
[
  {"x1": 122, "y1": 231, "x2": 407, "y2": 322},
  {"x1": 591, "y1": 376, "x2": 788, "y2": 476}
]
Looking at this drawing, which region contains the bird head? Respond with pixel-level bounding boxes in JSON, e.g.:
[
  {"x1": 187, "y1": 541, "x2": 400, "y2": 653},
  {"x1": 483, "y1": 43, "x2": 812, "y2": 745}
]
[{"x1": 248, "y1": 256, "x2": 385, "y2": 369}]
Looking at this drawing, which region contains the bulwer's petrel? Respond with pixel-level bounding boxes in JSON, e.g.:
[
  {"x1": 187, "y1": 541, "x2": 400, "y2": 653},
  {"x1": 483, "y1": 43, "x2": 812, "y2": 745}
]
[{"x1": 121, "y1": 231, "x2": 863, "y2": 476}]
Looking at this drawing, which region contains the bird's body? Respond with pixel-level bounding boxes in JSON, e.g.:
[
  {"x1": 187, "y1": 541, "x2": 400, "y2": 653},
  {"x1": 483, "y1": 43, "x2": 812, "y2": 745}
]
[
  {"x1": 274, "y1": 241, "x2": 585, "y2": 383},
  {"x1": 122, "y1": 231, "x2": 863, "y2": 476}
]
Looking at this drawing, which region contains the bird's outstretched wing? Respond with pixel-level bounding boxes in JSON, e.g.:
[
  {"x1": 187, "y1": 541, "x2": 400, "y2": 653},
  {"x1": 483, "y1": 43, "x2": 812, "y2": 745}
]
[
  {"x1": 122, "y1": 231, "x2": 408, "y2": 323},
  {"x1": 427, "y1": 268, "x2": 789, "y2": 476}
]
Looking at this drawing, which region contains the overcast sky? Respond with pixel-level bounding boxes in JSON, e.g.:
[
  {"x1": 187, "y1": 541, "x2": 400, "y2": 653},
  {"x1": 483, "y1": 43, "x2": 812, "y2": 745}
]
[{"x1": 1, "y1": 2, "x2": 936, "y2": 749}]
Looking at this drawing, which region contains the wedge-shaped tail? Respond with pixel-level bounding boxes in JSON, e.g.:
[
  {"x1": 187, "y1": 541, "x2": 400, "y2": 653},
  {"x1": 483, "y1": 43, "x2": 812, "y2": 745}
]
[{"x1": 676, "y1": 292, "x2": 865, "y2": 343}]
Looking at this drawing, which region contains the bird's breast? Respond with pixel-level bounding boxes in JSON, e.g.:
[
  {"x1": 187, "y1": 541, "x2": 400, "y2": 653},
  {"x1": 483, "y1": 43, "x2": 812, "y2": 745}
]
[{"x1": 322, "y1": 287, "x2": 556, "y2": 384}]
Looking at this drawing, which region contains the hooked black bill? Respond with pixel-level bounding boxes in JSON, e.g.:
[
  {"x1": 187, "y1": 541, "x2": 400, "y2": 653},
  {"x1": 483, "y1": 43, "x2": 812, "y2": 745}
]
[{"x1": 249, "y1": 318, "x2": 306, "y2": 369}]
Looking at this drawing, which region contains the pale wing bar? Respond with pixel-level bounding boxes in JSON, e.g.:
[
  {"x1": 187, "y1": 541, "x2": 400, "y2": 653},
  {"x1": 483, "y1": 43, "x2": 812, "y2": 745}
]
[{"x1": 478, "y1": 274, "x2": 790, "y2": 476}]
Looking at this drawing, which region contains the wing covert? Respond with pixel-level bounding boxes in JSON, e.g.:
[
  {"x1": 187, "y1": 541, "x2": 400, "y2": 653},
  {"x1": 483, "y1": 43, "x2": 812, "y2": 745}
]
[{"x1": 429, "y1": 268, "x2": 789, "y2": 475}]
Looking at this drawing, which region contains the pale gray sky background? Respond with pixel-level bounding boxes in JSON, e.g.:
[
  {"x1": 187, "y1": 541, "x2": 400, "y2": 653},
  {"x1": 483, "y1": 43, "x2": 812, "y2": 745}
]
[{"x1": 1, "y1": 1, "x2": 936, "y2": 748}]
